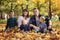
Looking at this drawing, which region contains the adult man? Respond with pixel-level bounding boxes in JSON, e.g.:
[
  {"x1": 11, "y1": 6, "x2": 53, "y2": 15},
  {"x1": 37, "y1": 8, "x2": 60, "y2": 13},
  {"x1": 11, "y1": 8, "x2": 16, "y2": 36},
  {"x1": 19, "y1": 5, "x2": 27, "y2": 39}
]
[
  {"x1": 29, "y1": 8, "x2": 52, "y2": 32},
  {"x1": 29, "y1": 8, "x2": 42, "y2": 30}
]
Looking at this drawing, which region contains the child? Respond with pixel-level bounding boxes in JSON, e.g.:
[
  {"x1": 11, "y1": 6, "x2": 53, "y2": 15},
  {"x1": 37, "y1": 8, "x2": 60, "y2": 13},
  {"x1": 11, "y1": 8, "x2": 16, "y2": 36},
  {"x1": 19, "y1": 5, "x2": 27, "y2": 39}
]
[
  {"x1": 20, "y1": 19, "x2": 30, "y2": 32},
  {"x1": 30, "y1": 16, "x2": 47, "y2": 33},
  {"x1": 5, "y1": 10, "x2": 17, "y2": 31},
  {"x1": 45, "y1": 16, "x2": 53, "y2": 32}
]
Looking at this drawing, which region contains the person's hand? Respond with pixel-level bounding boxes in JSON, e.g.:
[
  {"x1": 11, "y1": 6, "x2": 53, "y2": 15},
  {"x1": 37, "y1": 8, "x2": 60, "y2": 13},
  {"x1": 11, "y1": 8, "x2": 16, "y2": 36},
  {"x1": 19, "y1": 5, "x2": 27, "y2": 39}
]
[
  {"x1": 48, "y1": 26, "x2": 52, "y2": 29},
  {"x1": 29, "y1": 24, "x2": 34, "y2": 27}
]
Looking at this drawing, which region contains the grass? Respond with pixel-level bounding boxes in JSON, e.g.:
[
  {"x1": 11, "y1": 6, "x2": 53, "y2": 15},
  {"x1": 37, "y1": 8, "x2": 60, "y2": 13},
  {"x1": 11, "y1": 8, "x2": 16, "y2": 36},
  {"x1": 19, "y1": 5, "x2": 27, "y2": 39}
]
[{"x1": 0, "y1": 19, "x2": 7, "y2": 24}]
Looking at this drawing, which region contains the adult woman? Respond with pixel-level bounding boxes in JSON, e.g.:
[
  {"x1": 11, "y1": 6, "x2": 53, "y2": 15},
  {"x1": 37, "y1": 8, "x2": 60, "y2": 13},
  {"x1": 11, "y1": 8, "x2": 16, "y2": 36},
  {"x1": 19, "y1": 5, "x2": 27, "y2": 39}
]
[{"x1": 17, "y1": 9, "x2": 30, "y2": 27}]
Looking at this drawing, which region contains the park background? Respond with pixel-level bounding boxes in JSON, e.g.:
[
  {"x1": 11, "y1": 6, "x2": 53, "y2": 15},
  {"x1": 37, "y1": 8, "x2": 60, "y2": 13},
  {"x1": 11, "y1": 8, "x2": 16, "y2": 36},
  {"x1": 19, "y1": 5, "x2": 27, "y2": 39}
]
[
  {"x1": 0, "y1": 0, "x2": 60, "y2": 27},
  {"x1": 0, "y1": 0, "x2": 60, "y2": 40}
]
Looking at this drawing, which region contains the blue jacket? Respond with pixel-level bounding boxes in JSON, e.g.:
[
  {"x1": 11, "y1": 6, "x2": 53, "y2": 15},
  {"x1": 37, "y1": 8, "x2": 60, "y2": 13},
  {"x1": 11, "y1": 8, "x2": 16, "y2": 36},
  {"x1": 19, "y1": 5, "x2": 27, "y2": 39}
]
[{"x1": 39, "y1": 22, "x2": 47, "y2": 30}]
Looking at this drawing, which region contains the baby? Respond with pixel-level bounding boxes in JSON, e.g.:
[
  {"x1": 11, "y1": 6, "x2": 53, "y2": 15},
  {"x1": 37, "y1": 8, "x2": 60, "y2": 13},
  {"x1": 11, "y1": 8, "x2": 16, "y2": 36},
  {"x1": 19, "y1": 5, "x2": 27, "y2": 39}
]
[{"x1": 20, "y1": 19, "x2": 30, "y2": 32}]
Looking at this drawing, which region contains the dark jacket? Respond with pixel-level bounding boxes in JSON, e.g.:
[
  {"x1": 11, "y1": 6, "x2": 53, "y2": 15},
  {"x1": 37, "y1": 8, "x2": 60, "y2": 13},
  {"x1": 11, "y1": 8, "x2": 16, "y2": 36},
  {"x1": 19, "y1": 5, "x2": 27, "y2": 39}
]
[
  {"x1": 29, "y1": 14, "x2": 42, "y2": 30},
  {"x1": 45, "y1": 16, "x2": 50, "y2": 27},
  {"x1": 45, "y1": 16, "x2": 53, "y2": 31},
  {"x1": 20, "y1": 24, "x2": 30, "y2": 31},
  {"x1": 5, "y1": 17, "x2": 17, "y2": 30},
  {"x1": 29, "y1": 14, "x2": 42, "y2": 26}
]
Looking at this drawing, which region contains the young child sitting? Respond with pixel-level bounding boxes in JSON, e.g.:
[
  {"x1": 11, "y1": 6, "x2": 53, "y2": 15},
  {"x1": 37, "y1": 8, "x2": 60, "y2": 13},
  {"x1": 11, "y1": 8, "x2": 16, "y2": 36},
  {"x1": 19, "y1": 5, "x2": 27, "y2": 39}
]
[
  {"x1": 30, "y1": 16, "x2": 47, "y2": 33},
  {"x1": 5, "y1": 10, "x2": 17, "y2": 31},
  {"x1": 20, "y1": 19, "x2": 30, "y2": 32}
]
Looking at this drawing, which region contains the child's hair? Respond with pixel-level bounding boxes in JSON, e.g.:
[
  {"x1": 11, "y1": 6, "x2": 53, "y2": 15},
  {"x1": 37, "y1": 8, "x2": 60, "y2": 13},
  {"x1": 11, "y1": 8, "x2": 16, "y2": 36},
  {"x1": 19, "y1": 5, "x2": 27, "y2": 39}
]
[
  {"x1": 9, "y1": 10, "x2": 14, "y2": 13},
  {"x1": 40, "y1": 16, "x2": 45, "y2": 22},
  {"x1": 33, "y1": 8, "x2": 38, "y2": 10}
]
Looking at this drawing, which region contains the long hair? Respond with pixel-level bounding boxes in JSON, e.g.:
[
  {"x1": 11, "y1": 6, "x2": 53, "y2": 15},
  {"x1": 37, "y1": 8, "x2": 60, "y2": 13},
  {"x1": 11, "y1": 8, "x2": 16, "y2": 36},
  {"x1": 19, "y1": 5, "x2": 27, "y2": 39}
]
[{"x1": 22, "y1": 9, "x2": 29, "y2": 18}]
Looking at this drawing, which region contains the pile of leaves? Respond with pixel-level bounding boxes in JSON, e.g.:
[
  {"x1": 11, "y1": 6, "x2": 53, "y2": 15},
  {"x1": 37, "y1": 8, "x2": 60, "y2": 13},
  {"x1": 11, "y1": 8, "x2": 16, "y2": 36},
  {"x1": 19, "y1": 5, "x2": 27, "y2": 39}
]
[
  {"x1": 0, "y1": 30, "x2": 60, "y2": 40},
  {"x1": 0, "y1": 24, "x2": 60, "y2": 40}
]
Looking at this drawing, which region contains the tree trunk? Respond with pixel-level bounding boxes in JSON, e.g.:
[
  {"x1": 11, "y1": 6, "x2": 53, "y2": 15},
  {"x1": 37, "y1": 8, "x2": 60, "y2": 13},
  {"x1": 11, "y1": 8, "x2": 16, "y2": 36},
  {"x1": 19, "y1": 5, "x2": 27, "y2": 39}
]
[
  {"x1": 26, "y1": 0, "x2": 29, "y2": 13},
  {"x1": 21, "y1": 4, "x2": 23, "y2": 14},
  {"x1": 11, "y1": 3, "x2": 13, "y2": 10},
  {"x1": 49, "y1": 0, "x2": 52, "y2": 19},
  {"x1": 26, "y1": 5, "x2": 29, "y2": 14},
  {"x1": 37, "y1": 2, "x2": 40, "y2": 11},
  {"x1": 0, "y1": 10, "x2": 2, "y2": 19},
  {"x1": 26, "y1": 5, "x2": 28, "y2": 10}
]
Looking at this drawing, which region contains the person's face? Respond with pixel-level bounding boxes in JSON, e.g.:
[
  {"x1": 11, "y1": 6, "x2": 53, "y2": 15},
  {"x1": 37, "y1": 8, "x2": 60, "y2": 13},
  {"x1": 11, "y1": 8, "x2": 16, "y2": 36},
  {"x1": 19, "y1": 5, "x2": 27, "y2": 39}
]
[
  {"x1": 22, "y1": 19, "x2": 26, "y2": 25},
  {"x1": 33, "y1": 9, "x2": 39, "y2": 16},
  {"x1": 23, "y1": 11, "x2": 28, "y2": 17},
  {"x1": 52, "y1": 13, "x2": 54, "y2": 16},
  {"x1": 9, "y1": 12, "x2": 14, "y2": 17},
  {"x1": 39, "y1": 17, "x2": 44, "y2": 23}
]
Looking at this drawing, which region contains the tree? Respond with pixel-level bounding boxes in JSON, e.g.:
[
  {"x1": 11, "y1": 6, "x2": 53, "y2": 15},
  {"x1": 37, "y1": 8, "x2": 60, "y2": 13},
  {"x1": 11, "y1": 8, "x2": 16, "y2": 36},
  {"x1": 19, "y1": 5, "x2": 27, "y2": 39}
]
[
  {"x1": 0, "y1": 0, "x2": 60, "y2": 16},
  {"x1": 0, "y1": 0, "x2": 3, "y2": 19}
]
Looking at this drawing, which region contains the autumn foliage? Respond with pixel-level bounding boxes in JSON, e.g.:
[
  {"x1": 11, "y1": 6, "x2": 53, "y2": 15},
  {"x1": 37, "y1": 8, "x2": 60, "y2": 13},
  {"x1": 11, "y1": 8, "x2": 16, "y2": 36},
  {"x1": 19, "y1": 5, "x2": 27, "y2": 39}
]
[{"x1": 0, "y1": 24, "x2": 60, "y2": 40}]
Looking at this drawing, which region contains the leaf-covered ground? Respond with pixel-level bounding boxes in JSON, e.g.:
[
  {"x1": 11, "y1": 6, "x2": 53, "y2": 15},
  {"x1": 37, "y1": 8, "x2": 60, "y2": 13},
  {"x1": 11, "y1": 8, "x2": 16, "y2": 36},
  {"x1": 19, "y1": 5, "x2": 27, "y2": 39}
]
[{"x1": 0, "y1": 22, "x2": 60, "y2": 40}]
